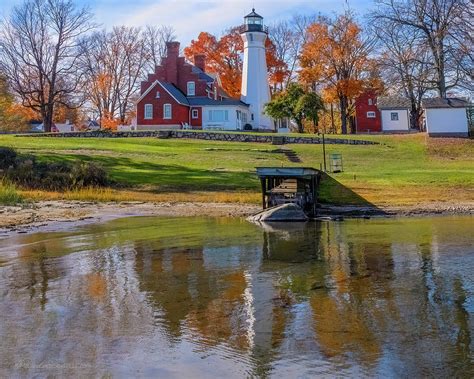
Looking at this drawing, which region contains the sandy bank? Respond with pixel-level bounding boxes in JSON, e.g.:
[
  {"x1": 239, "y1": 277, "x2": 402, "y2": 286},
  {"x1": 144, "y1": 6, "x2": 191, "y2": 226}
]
[{"x1": 0, "y1": 200, "x2": 473, "y2": 237}]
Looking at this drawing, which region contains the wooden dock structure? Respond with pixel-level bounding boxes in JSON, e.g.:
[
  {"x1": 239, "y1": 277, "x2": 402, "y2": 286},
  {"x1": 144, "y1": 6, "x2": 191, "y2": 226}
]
[{"x1": 256, "y1": 167, "x2": 322, "y2": 218}]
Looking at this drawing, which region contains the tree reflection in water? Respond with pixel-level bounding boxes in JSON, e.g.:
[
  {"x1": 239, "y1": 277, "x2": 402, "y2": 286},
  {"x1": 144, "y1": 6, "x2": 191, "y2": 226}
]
[{"x1": 0, "y1": 216, "x2": 472, "y2": 377}]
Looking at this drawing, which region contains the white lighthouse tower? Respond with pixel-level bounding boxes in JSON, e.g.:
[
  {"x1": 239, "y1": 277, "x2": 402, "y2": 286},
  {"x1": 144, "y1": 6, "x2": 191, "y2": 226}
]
[{"x1": 240, "y1": 9, "x2": 274, "y2": 130}]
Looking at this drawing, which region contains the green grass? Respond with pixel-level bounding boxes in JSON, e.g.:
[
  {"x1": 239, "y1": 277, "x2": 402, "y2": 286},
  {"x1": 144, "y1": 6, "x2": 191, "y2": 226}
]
[
  {"x1": 0, "y1": 180, "x2": 23, "y2": 205},
  {"x1": 0, "y1": 133, "x2": 473, "y2": 206}
]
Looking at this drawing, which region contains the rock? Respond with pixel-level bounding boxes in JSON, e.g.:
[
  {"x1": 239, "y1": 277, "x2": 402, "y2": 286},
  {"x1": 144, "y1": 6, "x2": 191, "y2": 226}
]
[{"x1": 248, "y1": 203, "x2": 308, "y2": 222}]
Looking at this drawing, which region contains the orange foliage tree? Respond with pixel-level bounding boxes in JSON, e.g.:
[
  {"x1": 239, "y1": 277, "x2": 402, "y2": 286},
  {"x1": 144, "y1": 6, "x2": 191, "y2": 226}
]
[
  {"x1": 300, "y1": 12, "x2": 375, "y2": 134},
  {"x1": 184, "y1": 28, "x2": 287, "y2": 98}
]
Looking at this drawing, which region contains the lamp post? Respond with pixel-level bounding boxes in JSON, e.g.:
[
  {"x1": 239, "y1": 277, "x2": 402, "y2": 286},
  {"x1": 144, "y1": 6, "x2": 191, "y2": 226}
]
[{"x1": 318, "y1": 131, "x2": 327, "y2": 172}]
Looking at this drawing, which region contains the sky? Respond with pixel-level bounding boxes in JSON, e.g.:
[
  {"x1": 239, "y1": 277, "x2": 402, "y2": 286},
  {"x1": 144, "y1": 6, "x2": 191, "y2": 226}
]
[{"x1": 0, "y1": 0, "x2": 373, "y2": 46}]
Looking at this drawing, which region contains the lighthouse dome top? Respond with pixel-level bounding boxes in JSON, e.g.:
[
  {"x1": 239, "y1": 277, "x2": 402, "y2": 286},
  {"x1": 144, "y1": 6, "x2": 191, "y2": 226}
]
[
  {"x1": 240, "y1": 8, "x2": 268, "y2": 34},
  {"x1": 244, "y1": 8, "x2": 263, "y2": 19}
]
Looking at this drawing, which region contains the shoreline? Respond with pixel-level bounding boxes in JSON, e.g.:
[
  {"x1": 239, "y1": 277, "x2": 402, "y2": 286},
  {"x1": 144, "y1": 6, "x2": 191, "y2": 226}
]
[{"x1": 0, "y1": 200, "x2": 473, "y2": 238}]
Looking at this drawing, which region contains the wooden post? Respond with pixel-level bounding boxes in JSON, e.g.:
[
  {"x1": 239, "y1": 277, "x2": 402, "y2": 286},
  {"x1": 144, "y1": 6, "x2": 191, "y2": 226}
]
[{"x1": 260, "y1": 178, "x2": 267, "y2": 209}]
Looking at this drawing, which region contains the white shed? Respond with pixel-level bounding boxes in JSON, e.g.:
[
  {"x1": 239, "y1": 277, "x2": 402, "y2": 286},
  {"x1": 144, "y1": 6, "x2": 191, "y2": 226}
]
[
  {"x1": 377, "y1": 97, "x2": 411, "y2": 132},
  {"x1": 422, "y1": 98, "x2": 470, "y2": 137}
]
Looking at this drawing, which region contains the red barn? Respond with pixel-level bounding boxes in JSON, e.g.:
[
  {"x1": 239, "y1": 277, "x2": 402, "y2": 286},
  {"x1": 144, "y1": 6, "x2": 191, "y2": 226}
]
[
  {"x1": 355, "y1": 90, "x2": 382, "y2": 133},
  {"x1": 136, "y1": 41, "x2": 250, "y2": 131}
]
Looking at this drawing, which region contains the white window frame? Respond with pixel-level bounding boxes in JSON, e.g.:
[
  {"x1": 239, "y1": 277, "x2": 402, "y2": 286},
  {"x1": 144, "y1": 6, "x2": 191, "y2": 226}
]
[
  {"x1": 192, "y1": 109, "x2": 199, "y2": 119},
  {"x1": 368, "y1": 98, "x2": 373, "y2": 105},
  {"x1": 156, "y1": 91, "x2": 160, "y2": 98},
  {"x1": 367, "y1": 111, "x2": 376, "y2": 118},
  {"x1": 187, "y1": 81, "x2": 195, "y2": 96},
  {"x1": 144, "y1": 104, "x2": 153, "y2": 119},
  {"x1": 163, "y1": 103, "x2": 172, "y2": 119},
  {"x1": 391, "y1": 112, "x2": 399, "y2": 121}
]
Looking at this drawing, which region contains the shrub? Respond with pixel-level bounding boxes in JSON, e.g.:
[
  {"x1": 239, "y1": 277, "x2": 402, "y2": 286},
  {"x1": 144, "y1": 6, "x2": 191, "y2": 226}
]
[
  {"x1": 1, "y1": 147, "x2": 109, "y2": 191},
  {"x1": 0, "y1": 180, "x2": 23, "y2": 205},
  {"x1": 70, "y1": 161, "x2": 108, "y2": 188},
  {"x1": 0, "y1": 147, "x2": 17, "y2": 170}
]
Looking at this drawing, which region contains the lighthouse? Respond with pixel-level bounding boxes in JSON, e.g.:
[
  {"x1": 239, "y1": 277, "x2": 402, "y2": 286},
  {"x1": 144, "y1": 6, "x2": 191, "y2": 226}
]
[{"x1": 240, "y1": 9, "x2": 274, "y2": 130}]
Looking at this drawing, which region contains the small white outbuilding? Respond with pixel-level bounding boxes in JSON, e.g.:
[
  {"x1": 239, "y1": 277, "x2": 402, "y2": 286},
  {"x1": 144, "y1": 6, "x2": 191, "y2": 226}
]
[
  {"x1": 422, "y1": 98, "x2": 470, "y2": 137},
  {"x1": 377, "y1": 97, "x2": 411, "y2": 132}
]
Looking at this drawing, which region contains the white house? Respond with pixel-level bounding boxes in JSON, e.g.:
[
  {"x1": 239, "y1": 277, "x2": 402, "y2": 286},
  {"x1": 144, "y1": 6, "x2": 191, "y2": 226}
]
[
  {"x1": 422, "y1": 98, "x2": 470, "y2": 137},
  {"x1": 377, "y1": 97, "x2": 411, "y2": 132}
]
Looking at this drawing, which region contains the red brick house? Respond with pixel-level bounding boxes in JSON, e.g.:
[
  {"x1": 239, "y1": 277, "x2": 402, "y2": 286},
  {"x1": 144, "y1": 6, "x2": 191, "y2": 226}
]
[
  {"x1": 136, "y1": 41, "x2": 250, "y2": 130},
  {"x1": 354, "y1": 90, "x2": 382, "y2": 133}
]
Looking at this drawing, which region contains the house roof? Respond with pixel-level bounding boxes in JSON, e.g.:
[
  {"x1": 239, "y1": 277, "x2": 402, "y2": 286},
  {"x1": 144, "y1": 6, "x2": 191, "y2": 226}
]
[
  {"x1": 377, "y1": 97, "x2": 411, "y2": 109},
  {"x1": 191, "y1": 66, "x2": 214, "y2": 83},
  {"x1": 136, "y1": 80, "x2": 189, "y2": 105},
  {"x1": 159, "y1": 81, "x2": 189, "y2": 105},
  {"x1": 188, "y1": 97, "x2": 249, "y2": 107},
  {"x1": 422, "y1": 97, "x2": 469, "y2": 109}
]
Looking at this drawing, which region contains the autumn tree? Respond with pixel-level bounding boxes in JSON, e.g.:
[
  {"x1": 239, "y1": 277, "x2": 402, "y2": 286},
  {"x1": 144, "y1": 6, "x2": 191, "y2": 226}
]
[
  {"x1": 184, "y1": 28, "x2": 287, "y2": 98},
  {"x1": 265, "y1": 83, "x2": 324, "y2": 133},
  {"x1": 300, "y1": 12, "x2": 374, "y2": 134},
  {"x1": 0, "y1": 0, "x2": 94, "y2": 132},
  {"x1": 372, "y1": 0, "x2": 471, "y2": 97},
  {"x1": 0, "y1": 74, "x2": 34, "y2": 132},
  {"x1": 268, "y1": 14, "x2": 315, "y2": 89},
  {"x1": 78, "y1": 26, "x2": 148, "y2": 127}
]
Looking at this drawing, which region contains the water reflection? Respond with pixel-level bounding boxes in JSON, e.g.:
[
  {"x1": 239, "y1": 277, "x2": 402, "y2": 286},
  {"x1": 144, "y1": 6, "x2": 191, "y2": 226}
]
[{"x1": 0, "y1": 216, "x2": 473, "y2": 377}]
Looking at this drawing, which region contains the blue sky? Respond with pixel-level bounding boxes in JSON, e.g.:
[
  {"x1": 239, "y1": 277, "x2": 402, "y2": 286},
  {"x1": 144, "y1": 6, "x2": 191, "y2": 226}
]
[{"x1": 1, "y1": 0, "x2": 373, "y2": 45}]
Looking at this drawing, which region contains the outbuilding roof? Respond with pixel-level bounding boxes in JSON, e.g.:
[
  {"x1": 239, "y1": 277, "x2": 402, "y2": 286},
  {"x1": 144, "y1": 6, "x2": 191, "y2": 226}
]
[
  {"x1": 256, "y1": 167, "x2": 320, "y2": 179},
  {"x1": 422, "y1": 97, "x2": 469, "y2": 109},
  {"x1": 377, "y1": 97, "x2": 411, "y2": 110}
]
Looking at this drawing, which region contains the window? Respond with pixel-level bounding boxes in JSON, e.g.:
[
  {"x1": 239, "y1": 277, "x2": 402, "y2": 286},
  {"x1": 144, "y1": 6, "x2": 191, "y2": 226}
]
[
  {"x1": 368, "y1": 98, "x2": 373, "y2": 105},
  {"x1": 156, "y1": 91, "x2": 160, "y2": 98},
  {"x1": 249, "y1": 33, "x2": 254, "y2": 42},
  {"x1": 163, "y1": 104, "x2": 172, "y2": 119},
  {"x1": 367, "y1": 111, "x2": 376, "y2": 118},
  {"x1": 208, "y1": 109, "x2": 229, "y2": 122},
  {"x1": 187, "y1": 81, "x2": 195, "y2": 96},
  {"x1": 391, "y1": 112, "x2": 399, "y2": 121},
  {"x1": 251, "y1": 114, "x2": 254, "y2": 121},
  {"x1": 144, "y1": 104, "x2": 153, "y2": 119},
  {"x1": 192, "y1": 109, "x2": 199, "y2": 119}
]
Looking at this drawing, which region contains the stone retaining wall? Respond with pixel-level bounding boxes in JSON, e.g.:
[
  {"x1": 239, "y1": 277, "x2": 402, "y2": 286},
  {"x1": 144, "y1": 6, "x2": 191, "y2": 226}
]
[{"x1": 19, "y1": 130, "x2": 378, "y2": 145}]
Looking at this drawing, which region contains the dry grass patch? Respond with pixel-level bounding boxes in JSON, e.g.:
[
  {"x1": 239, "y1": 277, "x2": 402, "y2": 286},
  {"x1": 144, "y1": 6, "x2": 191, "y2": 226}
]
[{"x1": 21, "y1": 187, "x2": 260, "y2": 204}]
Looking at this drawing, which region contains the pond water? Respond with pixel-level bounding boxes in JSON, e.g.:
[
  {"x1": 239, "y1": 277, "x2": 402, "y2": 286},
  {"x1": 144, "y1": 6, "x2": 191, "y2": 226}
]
[{"x1": 0, "y1": 216, "x2": 473, "y2": 377}]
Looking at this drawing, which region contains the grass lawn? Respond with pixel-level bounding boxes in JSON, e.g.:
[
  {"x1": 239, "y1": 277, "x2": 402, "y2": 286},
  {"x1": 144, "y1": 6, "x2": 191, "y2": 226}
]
[{"x1": 0, "y1": 133, "x2": 472, "y2": 206}]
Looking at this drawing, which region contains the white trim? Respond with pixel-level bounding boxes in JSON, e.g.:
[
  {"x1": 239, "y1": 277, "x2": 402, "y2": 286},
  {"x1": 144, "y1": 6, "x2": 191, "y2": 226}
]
[
  {"x1": 136, "y1": 80, "x2": 188, "y2": 105},
  {"x1": 163, "y1": 103, "x2": 172, "y2": 119},
  {"x1": 192, "y1": 109, "x2": 199, "y2": 119},
  {"x1": 367, "y1": 111, "x2": 376, "y2": 118}
]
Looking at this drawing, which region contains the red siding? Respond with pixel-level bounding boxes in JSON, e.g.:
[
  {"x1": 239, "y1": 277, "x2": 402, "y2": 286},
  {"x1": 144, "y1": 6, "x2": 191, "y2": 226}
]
[
  {"x1": 137, "y1": 82, "x2": 189, "y2": 126},
  {"x1": 190, "y1": 107, "x2": 202, "y2": 129},
  {"x1": 355, "y1": 90, "x2": 382, "y2": 133}
]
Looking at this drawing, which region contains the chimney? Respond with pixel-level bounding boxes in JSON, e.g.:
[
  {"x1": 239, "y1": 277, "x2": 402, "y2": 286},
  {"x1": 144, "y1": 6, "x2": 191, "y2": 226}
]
[
  {"x1": 166, "y1": 41, "x2": 180, "y2": 57},
  {"x1": 194, "y1": 54, "x2": 206, "y2": 72},
  {"x1": 165, "y1": 41, "x2": 180, "y2": 85}
]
